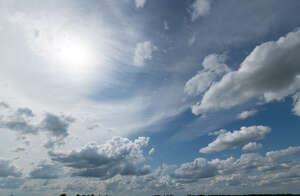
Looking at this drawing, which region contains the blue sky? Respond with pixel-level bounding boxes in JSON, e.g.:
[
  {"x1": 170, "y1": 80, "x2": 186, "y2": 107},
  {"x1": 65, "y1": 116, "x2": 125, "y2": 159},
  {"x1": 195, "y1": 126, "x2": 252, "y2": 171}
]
[{"x1": 1, "y1": 0, "x2": 300, "y2": 195}]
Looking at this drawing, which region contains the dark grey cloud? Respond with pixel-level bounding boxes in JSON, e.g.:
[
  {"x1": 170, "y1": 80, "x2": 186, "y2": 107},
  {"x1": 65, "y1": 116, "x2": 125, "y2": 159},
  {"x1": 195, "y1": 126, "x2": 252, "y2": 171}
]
[
  {"x1": 40, "y1": 113, "x2": 74, "y2": 138},
  {"x1": 0, "y1": 102, "x2": 75, "y2": 148},
  {"x1": 0, "y1": 159, "x2": 22, "y2": 177},
  {"x1": 16, "y1": 107, "x2": 34, "y2": 117},
  {"x1": 50, "y1": 136, "x2": 151, "y2": 179},
  {"x1": 2, "y1": 120, "x2": 38, "y2": 135},
  {"x1": 0, "y1": 102, "x2": 9, "y2": 109},
  {"x1": 0, "y1": 103, "x2": 37, "y2": 134},
  {"x1": 43, "y1": 137, "x2": 66, "y2": 149},
  {"x1": 29, "y1": 163, "x2": 64, "y2": 179},
  {"x1": 0, "y1": 177, "x2": 25, "y2": 189},
  {"x1": 13, "y1": 147, "x2": 26, "y2": 153}
]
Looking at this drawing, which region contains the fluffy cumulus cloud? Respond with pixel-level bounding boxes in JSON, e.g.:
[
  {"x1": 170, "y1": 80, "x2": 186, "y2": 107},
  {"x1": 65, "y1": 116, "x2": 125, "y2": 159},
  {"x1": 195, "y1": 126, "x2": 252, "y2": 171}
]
[
  {"x1": 81, "y1": 163, "x2": 181, "y2": 195},
  {"x1": 242, "y1": 142, "x2": 263, "y2": 152},
  {"x1": 135, "y1": 0, "x2": 146, "y2": 8},
  {"x1": 200, "y1": 125, "x2": 271, "y2": 153},
  {"x1": 40, "y1": 113, "x2": 74, "y2": 138},
  {"x1": 191, "y1": 29, "x2": 300, "y2": 115},
  {"x1": 164, "y1": 20, "x2": 169, "y2": 30},
  {"x1": 133, "y1": 41, "x2": 158, "y2": 66},
  {"x1": 184, "y1": 54, "x2": 230, "y2": 96},
  {"x1": 237, "y1": 109, "x2": 257, "y2": 120},
  {"x1": 0, "y1": 104, "x2": 38, "y2": 135},
  {"x1": 189, "y1": 0, "x2": 212, "y2": 21},
  {"x1": 172, "y1": 146, "x2": 300, "y2": 185},
  {"x1": 172, "y1": 157, "x2": 234, "y2": 183},
  {"x1": 50, "y1": 136, "x2": 151, "y2": 180},
  {"x1": 0, "y1": 159, "x2": 21, "y2": 178},
  {"x1": 0, "y1": 102, "x2": 74, "y2": 149}
]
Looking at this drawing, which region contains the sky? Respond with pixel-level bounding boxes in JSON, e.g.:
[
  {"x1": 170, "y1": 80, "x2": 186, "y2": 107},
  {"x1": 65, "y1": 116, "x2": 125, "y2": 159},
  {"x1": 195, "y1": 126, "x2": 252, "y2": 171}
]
[{"x1": 0, "y1": 0, "x2": 300, "y2": 195}]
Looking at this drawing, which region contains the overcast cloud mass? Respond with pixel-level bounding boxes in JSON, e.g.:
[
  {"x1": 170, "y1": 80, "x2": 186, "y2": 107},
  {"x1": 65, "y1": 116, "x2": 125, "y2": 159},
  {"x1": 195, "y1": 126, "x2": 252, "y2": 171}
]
[{"x1": 1, "y1": 0, "x2": 300, "y2": 196}]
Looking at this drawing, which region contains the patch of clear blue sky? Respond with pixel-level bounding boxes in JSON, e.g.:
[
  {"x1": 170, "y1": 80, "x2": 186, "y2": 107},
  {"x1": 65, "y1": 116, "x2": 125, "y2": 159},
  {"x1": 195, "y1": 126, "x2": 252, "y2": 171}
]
[{"x1": 137, "y1": 98, "x2": 300, "y2": 169}]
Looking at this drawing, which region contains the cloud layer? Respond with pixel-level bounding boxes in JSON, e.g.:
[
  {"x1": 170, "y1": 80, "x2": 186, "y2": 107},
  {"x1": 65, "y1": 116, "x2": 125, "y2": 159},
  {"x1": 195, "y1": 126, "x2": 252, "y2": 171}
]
[{"x1": 173, "y1": 146, "x2": 300, "y2": 185}]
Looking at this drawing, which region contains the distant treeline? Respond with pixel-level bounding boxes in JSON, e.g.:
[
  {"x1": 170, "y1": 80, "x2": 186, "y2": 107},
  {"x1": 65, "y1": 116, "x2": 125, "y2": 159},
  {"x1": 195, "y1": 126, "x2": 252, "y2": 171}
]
[
  {"x1": 59, "y1": 194, "x2": 300, "y2": 196},
  {"x1": 184, "y1": 194, "x2": 300, "y2": 196},
  {"x1": 60, "y1": 194, "x2": 107, "y2": 196}
]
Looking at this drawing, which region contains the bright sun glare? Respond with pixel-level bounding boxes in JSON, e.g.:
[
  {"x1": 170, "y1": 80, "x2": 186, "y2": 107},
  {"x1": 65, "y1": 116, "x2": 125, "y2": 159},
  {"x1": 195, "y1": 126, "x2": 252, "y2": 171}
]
[
  {"x1": 56, "y1": 37, "x2": 93, "y2": 71},
  {"x1": 42, "y1": 32, "x2": 107, "y2": 81}
]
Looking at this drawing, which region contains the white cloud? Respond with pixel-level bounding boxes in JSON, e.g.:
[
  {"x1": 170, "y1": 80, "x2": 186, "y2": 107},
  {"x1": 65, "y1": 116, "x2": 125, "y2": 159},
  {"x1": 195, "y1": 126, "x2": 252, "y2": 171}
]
[
  {"x1": 164, "y1": 20, "x2": 169, "y2": 30},
  {"x1": 135, "y1": 0, "x2": 147, "y2": 8},
  {"x1": 188, "y1": 34, "x2": 196, "y2": 46},
  {"x1": 172, "y1": 146, "x2": 300, "y2": 185},
  {"x1": 184, "y1": 54, "x2": 230, "y2": 96},
  {"x1": 208, "y1": 129, "x2": 227, "y2": 136},
  {"x1": 148, "y1": 147, "x2": 155, "y2": 155},
  {"x1": 50, "y1": 136, "x2": 151, "y2": 179},
  {"x1": 191, "y1": 29, "x2": 300, "y2": 115},
  {"x1": 189, "y1": 0, "x2": 212, "y2": 21},
  {"x1": 266, "y1": 146, "x2": 300, "y2": 161},
  {"x1": 200, "y1": 125, "x2": 271, "y2": 153},
  {"x1": 172, "y1": 157, "x2": 234, "y2": 183},
  {"x1": 292, "y1": 92, "x2": 300, "y2": 116},
  {"x1": 242, "y1": 142, "x2": 262, "y2": 152},
  {"x1": 133, "y1": 41, "x2": 158, "y2": 66},
  {"x1": 237, "y1": 109, "x2": 257, "y2": 119}
]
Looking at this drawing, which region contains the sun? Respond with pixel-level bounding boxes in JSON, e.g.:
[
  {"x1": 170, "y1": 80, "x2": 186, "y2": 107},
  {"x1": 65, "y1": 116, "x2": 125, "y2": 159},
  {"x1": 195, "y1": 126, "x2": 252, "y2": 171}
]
[
  {"x1": 36, "y1": 31, "x2": 108, "y2": 81},
  {"x1": 56, "y1": 36, "x2": 94, "y2": 73}
]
